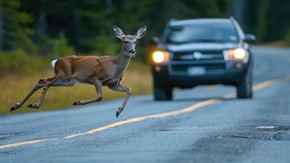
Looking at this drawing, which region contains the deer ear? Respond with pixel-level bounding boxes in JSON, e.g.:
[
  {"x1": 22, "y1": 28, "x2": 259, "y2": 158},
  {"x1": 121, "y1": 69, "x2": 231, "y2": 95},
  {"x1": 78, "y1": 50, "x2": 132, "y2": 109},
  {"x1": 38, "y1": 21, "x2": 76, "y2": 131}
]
[
  {"x1": 135, "y1": 25, "x2": 147, "y2": 39},
  {"x1": 113, "y1": 25, "x2": 124, "y2": 39}
]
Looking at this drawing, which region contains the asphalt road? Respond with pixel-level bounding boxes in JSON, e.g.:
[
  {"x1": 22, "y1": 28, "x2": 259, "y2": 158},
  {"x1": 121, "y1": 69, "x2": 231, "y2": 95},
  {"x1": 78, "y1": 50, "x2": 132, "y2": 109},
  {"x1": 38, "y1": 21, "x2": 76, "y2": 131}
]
[{"x1": 1, "y1": 46, "x2": 290, "y2": 163}]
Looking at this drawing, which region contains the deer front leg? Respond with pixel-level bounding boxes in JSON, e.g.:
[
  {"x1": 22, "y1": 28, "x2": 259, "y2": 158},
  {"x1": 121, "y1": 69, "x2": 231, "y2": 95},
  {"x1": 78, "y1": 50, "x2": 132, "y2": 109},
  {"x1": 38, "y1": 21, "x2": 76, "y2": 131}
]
[
  {"x1": 108, "y1": 84, "x2": 131, "y2": 118},
  {"x1": 10, "y1": 79, "x2": 46, "y2": 111},
  {"x1": 73, "y1": 80, "x2": 103, "y2": 105}
]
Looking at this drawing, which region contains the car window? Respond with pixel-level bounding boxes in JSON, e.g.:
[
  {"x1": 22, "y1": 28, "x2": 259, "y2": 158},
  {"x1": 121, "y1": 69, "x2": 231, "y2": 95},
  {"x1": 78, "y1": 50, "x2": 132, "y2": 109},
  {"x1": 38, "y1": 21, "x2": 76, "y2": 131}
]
[{"x1": 164, "y1": 23, "x2": 238, "y2": 44}]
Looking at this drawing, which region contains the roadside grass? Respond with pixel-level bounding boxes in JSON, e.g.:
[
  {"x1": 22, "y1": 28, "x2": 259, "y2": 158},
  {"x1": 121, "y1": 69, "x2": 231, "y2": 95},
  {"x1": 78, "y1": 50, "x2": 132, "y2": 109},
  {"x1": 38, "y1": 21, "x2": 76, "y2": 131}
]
[
  {"x1": 262, "y1": 41, "x2": 290, "y2": 47},
  {"x1": 0, "y1": 62, "x2": 152, "y2": 114}
]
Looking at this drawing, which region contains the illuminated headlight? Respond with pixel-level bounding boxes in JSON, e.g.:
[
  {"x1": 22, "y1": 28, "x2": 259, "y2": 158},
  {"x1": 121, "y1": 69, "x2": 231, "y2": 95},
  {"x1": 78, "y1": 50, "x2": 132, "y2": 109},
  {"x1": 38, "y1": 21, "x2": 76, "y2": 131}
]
[
  {"x1": 152, "y1": 51, "x2": 169, "y2": 64},
  {"x1": 224, "y1": 48, "x2": 249, "y2": 62}
]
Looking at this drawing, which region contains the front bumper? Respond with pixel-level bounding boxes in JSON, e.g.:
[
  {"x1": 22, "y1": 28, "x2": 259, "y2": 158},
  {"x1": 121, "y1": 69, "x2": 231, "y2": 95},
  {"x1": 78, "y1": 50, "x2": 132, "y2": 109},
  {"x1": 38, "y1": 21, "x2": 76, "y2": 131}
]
[{"x1": 151, "y1": 61, "x2": 249, "y2": 88}]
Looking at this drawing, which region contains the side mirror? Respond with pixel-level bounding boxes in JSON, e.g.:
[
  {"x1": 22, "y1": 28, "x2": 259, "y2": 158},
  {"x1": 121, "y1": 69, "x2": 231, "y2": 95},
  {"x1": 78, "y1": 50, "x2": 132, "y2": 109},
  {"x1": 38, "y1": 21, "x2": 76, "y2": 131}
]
[
  {"x1": 244, "y1": 34, "x2": 256, "y2": 42},
  {"x1": 148, "y1": 37, "x2": 159, "y2": 46}
]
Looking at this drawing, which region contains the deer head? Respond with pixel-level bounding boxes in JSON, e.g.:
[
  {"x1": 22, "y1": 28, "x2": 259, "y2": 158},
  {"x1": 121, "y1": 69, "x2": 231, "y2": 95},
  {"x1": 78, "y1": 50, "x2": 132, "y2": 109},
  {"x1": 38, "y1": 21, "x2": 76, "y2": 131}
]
[{"x1": 113, "y1": 25, "x2": 147, "y2": 57}]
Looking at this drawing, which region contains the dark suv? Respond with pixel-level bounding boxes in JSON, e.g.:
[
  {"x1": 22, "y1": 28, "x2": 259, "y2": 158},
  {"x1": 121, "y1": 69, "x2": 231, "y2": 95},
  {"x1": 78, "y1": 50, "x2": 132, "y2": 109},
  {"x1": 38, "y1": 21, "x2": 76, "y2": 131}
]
[{"x1": 150, "y1": 17, "x2": 256, "y2": 100}]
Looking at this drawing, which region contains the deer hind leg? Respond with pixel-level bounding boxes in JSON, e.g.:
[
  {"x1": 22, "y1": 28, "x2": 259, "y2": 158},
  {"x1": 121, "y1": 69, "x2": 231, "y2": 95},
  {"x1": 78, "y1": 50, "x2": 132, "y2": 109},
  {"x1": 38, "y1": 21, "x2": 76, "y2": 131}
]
[
  {"x1": 10, "y1": 78, "x2": 48, "y2": 111},
  {"x1": 108, "y1": 84, "x2": 131, "y2": 118},
  {"x1": 27, "y1": 76, "x2": 57, "y2": 109},
  {"x1": 73, "y1": 80, "x2": 103, "y2": 105}
]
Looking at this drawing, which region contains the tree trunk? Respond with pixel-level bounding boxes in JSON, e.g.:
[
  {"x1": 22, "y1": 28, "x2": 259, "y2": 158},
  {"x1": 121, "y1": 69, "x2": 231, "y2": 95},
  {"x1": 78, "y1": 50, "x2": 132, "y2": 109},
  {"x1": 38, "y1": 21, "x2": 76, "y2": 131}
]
[
  {"x1": 72, "y1": 0, "x2": 80, "y2": 52},
  {"x1": 0, "y1": 1, "x2": 3, "y2": 51}
]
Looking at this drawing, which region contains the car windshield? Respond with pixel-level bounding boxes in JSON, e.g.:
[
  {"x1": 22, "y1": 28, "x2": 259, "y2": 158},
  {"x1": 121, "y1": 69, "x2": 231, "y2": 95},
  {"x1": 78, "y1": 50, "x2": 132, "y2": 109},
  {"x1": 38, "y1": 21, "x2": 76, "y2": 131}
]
[{"x1": 164, "y1": 23, "x2": 239, "y2": 44}]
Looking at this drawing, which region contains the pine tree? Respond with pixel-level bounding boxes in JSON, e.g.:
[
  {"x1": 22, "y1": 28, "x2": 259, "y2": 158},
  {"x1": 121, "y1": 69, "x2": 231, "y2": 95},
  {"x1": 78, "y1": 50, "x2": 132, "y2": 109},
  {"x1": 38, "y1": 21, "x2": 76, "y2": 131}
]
[{"x1": 0, "y1": 0, "x2": 36, "y2": 53}]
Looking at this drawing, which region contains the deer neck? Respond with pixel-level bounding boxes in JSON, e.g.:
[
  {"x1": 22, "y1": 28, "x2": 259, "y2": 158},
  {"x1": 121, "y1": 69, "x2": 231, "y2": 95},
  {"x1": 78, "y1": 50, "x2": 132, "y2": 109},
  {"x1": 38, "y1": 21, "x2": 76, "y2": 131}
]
[{"x1": 114, "y1": 46, "x2": 132, "y2": 73}]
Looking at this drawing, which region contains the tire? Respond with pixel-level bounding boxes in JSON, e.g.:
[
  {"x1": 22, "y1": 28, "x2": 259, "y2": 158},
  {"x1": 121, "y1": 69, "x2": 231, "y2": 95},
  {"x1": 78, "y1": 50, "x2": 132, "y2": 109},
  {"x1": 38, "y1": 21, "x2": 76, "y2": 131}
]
[
  {"x1": 154, "y1": 86, "x2": 173, "y2": 101},
  {"x1": 236, "y1": 70, "x2": 253, "y2": 99}
]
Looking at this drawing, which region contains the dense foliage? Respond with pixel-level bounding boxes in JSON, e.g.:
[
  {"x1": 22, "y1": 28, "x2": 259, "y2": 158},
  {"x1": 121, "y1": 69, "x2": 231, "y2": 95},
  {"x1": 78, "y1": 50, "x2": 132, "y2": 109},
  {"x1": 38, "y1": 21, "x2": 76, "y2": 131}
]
[
  {"x1": 244, "y1": 0, "x2": 290, "y2": 42},
  {"x1": 0, "y1": 0, "x2": 290, "y2": 71},
  {"x1": 0, "y1": 0, "x2": 231, "y2": 56}
]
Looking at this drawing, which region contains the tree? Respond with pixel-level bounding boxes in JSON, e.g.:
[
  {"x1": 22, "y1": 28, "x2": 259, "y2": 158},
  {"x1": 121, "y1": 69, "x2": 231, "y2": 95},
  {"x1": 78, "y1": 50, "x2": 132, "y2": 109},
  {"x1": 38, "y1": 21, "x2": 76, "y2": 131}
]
[
  {"x1": 0, "y1": 1, "x2": 3, "y2": 51},
  {"x1": 0, "y1": 0, "x2": 36, "y2": 53},
  {"x1": 244, "y1": 0, "x2": 290, "y2": 42},
  {"x1": 2, "y1": 0, "x2": 233, "y2": 57}
]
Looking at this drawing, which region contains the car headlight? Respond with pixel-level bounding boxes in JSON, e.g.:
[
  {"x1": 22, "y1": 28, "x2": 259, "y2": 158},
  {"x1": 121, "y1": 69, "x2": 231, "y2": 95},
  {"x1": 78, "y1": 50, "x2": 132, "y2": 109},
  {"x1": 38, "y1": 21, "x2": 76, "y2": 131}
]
[
  {"x1": 152, "y1": 51, "x2": 169, "y2": 64},
  {"x1": 224, "y1": 48, "x2": 249, "y2": 62}
]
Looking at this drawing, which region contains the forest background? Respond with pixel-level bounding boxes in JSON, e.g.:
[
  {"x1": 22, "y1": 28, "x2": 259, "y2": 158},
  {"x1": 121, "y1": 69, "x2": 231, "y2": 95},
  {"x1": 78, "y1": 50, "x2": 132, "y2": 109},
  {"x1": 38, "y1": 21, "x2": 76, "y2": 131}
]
[{"x1": 1, "y1": 0, "x2": 290, "y2": 113}]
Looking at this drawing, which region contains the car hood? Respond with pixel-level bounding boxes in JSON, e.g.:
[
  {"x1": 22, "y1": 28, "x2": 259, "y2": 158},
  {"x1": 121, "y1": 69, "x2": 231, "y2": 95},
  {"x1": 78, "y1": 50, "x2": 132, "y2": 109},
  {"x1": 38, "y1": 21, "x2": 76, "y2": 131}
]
[{"x1": 158, "y1": 42, "x2": 240, "y2": 52}]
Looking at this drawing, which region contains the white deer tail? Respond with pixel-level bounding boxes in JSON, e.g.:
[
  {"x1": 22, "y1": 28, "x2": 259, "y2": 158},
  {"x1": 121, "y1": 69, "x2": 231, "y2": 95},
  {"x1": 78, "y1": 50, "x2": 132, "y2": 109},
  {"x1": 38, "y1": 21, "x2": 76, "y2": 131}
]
[{"x1": 51, "y1": 59, "x2": 58, "y2": 70}]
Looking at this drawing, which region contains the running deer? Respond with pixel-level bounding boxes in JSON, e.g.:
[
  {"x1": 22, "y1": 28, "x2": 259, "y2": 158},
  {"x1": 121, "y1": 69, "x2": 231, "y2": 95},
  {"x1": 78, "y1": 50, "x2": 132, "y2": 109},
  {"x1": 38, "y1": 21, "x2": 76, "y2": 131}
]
[{"x1": 10, "y1": 25, "x2": 147, "y2": 117}]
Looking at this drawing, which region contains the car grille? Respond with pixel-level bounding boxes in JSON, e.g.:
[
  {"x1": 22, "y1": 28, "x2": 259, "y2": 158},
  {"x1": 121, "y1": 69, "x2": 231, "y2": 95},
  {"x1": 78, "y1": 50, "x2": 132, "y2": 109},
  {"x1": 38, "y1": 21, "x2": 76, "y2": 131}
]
[
  {"x1": 172, "y1": 50, "x2": 224, "y2": 61},
  {"x1": 169, "y1": 50, "x2": 225, "y2": 75}
]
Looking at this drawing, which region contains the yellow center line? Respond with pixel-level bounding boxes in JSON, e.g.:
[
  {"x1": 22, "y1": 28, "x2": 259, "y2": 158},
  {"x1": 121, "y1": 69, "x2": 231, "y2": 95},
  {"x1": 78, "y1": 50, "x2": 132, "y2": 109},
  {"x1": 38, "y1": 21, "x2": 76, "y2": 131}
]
[
  {"x1": 253, "y1": 74, "x2": 290, "y2": 91},
  {"x1": 253, "y1": 79, "x2": 278, "y2": 91},
  {"x1": 65, "y1": 98, "x2": 219, "y2": 138},
  {"x1": 1, "y1": 75, "x2": 290, "y2": 149},
  {"x1": 0, "y1": 139, "x2": 48, "y2": 149}
]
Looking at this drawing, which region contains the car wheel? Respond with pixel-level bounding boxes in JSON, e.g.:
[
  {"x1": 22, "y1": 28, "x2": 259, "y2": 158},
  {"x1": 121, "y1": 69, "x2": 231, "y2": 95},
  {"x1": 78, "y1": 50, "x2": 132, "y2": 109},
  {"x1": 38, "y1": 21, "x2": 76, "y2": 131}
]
[
  {"x1": 236, "y1": 70, "x2": 253, "y2": 99},
  {"x1": 154, "y1": 86, "x2": 172, "y2": 101}
]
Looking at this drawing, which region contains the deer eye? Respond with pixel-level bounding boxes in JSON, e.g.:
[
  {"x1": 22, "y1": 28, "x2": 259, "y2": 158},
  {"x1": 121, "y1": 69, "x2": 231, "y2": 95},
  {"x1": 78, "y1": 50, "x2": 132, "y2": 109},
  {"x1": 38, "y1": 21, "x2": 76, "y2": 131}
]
[{"x1": 124, "y1": 41, "x2": 128, "y2": 44}]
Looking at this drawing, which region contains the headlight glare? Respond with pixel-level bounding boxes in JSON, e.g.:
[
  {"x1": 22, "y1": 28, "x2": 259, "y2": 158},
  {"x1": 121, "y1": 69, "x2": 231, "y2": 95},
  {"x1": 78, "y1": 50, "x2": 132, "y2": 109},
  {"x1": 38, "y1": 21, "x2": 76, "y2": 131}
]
[
  {"x1": 233, "y1": 48, "x2": 246, "y2": 60},
  {"x1": 152, "y1": 51, "x2": 169, "y2": 63},
  {"x1": 224, "y1": 48, "x2": 248, "y2": 62}
]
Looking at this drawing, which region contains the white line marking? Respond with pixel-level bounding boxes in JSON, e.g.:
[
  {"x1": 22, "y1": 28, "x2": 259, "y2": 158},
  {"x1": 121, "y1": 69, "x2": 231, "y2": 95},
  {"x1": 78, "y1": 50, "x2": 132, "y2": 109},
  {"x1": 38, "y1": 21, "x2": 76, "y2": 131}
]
[{"x1": 256, "y1": 126, "x2": 276, "y2": 129}]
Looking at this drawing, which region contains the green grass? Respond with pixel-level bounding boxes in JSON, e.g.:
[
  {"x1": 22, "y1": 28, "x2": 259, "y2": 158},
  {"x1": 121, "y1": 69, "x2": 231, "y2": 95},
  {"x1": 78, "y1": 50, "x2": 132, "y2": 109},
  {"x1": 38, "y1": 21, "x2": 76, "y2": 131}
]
[
  {"x1": 0, "y1": 50, "x2": 50, "y2": 76},
  {"x1": 0, "y1": 63, "x2": 152, "y2": 114},
  {"x1": 262, "y1": 41, "x2": 290, "y2": 47}
]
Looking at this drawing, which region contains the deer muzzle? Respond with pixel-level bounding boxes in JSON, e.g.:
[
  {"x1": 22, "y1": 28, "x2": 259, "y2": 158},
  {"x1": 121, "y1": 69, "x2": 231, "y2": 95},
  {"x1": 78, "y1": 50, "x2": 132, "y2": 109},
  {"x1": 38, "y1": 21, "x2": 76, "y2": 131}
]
[{"x1": 129, "y1": 49, "x2": 136, "y2": 57}]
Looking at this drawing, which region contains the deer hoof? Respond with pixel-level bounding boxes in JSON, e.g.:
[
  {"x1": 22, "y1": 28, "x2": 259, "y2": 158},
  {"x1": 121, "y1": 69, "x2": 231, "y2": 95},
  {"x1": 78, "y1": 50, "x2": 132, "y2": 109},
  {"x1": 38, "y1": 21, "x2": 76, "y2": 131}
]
[
  {"x1": 28, "y1": 104, "x2": 39, "y2": 109},
  {"x1": 116, "y1": 107, "x2": 123, "y2": 118},
  {"x1": 73, "y1": 101, "x2": 80, "y2": 105},
  {"x1": 116, "y1": 111, "x2": 120, "y2": 118},
  {"x1": 10, "y1": 106, "x2": 16, "y2": 112},
  {"x1": 10, "y1": 104, "x2": 20, "y2": 111}
]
